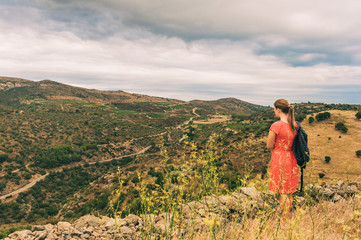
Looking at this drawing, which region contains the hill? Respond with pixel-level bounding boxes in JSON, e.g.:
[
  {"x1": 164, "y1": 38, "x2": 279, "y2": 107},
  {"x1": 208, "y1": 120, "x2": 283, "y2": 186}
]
[
  {"x1": 1, "y1": 76, "x2": 361, "y2": 238},
  {"x1": 0, "y1": 76, "x2": 268, "y2": 226},
  {"x1": 302, "y1": 110, "x2": 361, "y2": 183}
]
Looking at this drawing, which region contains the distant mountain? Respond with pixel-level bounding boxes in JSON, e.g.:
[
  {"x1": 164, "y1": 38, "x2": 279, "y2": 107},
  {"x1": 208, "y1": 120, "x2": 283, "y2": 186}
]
[
  {"x1": 190, "y1": 97, "x2": 268, "y2": 115},
  {"x1": 0, "y1": 76, "x2": 183, "y2": 106},
  {"x1": 0, "y1": 76, "x2": 267, "y2": 115}
]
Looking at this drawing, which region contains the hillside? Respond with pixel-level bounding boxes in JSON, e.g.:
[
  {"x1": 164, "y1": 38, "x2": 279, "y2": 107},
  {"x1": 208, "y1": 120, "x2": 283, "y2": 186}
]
[
  {"x1": 302, "y1": 110, "x2": 361, "y2": 183},
  {"x1": 0, "y1": 76, "x2": 269, "y2": 226},
  {"x1": 1, "y1": 76, "x2": 361, "y2": 239}
]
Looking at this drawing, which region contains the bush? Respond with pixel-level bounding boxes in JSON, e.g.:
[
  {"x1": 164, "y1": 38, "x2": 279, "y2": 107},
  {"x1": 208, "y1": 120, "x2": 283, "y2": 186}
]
[
  {"x1": 295, "y1": 114, "x2": 306, "y2": 122},
  {"x1": 335, "y1": 122, "x2": 348, "y2": 133},
  {"x1": 356, "y1": 150, "x2": 361, "y2": 158},
  {"x1": 316, "y1": 112, "x2": 331, "y2": 121},
  {"x1": 340, "y1": 125, "x2": 348, "y2": 133},
  {"x1": 308, "y1": 117, "x2": 315, "y2": 124},
  {"x1": 356, "y1": 112, "x2": 361, "y2": 120},
  {"x1": 0, "y1": 153, "x2": 9, "y2": 163},
  {"x1": 325, "y1": 156, "x2": 331, "y2": 163}
]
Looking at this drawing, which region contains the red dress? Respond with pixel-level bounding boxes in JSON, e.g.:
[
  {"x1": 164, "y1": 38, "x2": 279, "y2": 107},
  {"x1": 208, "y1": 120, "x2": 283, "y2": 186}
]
[{"x1": 269, "y1": 121, "x2": 299, "y2": 194}]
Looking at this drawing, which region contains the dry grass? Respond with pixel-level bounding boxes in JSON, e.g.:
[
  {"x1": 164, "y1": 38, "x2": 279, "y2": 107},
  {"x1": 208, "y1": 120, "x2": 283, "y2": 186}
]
[
  {"x1": 302, "y1": 110, "x2": 361, "y2": 183},
  {"x1": 192, "y1": 196, "x2": 360, "y2": 240},
  {"x1": 193, "y1": 115, "x2": 231, "y2": 124}
]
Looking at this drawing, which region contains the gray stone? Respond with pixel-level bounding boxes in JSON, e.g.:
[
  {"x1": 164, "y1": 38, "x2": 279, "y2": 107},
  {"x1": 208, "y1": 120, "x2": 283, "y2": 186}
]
[
  {"x1": 44, "y1": 224, "x2": 54, "y2": 233},
  {"x1": 34, "y1": 231, "x2": 47, "y2": 240},
  {"x1": 57, "y1": 222, "x2": 72, "y2": 232},
  {"x1": 240, "y1": 187, "x2": 262, "y2": 201},
  {"x1": 295, "y1": 196, "x2": 306, "y2": 206},
  {"x1": 71, "y1": 229, "x2": 83, "y2": 237},
  {"x1": 346, "y1": 185, "x2": 358, "y2": 195},
  {"x1": 31, "y1": 225, "x2": 45, "y2": 232},
  {"x1": 8, "y1": 230, "x2": 32, "y2": 240},
  {"x1": 114, "y1": 226, "x2": 135, "y2": 240},
  {"x1": 74, "y1": 215, "x2": 102, "y2": 229},
  {"x1": 333, "y1": 194, "x2": 343, "y2": 202},
  {"x1": 323, "y1": 188, "x2": 335, "y2": 198},
  {"x1": 122, "y1": 214, "x2": 142, "y2": 227}
]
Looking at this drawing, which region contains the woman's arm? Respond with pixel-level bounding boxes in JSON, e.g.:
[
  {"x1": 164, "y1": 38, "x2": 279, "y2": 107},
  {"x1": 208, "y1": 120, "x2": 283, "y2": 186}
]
[{"x1": 267, "y1": 130, "x2": 276, "y2": 149}]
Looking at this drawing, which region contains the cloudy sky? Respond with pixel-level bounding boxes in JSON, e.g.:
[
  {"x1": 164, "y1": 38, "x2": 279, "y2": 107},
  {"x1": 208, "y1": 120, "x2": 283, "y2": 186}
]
[{"x1": 1, "y1": 0, "x2": 361, "y2": 105}]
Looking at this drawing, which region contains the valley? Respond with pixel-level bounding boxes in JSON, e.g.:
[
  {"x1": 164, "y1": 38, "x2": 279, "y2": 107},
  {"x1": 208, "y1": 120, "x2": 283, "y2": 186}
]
[{"x1": 0, "y1": 77, "x2": 360, "y2": 239}]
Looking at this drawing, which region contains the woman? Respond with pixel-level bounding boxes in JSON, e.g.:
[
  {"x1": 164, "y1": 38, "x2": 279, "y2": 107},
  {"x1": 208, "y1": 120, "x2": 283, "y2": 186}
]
[{"x1": 267, "y1": 99, "x2": 299, "y2": 223}]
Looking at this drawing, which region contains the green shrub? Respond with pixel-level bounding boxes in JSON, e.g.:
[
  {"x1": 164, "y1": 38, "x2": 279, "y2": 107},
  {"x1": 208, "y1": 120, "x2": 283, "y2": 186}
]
[
  {"x1": 0, "y1": 153, "x2": 8, "y2": 163},
  {"x1": 356, "y1": 112, "x2": 361, "y2": 120},
  {"x1": 335, "y1": 122, "x2": 348, "y2": 133},
  {"x1": 316, "y1": 112, "x2": 331, "y2": 121},
  {"x1": 325, "y1": 156, "x2": 331, "y2": 163},
  {"x1": 308, "y1": 117, "x2": 315, "y2": 124},
  {"x1": 356, "y1": 150, "x2": 361, "y2": 158}
]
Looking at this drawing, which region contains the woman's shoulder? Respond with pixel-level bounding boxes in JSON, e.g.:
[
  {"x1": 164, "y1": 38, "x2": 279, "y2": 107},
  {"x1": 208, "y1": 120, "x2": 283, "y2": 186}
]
[{"x1": 271, "y1": 120, "x2": 283, "y2": 126}]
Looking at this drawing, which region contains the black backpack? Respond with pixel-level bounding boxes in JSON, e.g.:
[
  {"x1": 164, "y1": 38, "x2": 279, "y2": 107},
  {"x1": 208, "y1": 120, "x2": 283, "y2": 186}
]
[{"x1": 292, "y1": 121, "x2": 310, "y2": 192}]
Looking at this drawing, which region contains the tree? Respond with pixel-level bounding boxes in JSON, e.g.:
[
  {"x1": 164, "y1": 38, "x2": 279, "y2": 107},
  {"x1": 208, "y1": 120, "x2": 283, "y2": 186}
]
[{"x1": 325, "y1": 156, "x2": 331, "y2": 163}]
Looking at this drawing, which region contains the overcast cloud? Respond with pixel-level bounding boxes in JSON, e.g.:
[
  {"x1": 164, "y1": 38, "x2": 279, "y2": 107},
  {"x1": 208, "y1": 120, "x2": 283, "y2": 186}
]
[{"x1": 0, "y1": 0, "x2": 361, "y2": 105}]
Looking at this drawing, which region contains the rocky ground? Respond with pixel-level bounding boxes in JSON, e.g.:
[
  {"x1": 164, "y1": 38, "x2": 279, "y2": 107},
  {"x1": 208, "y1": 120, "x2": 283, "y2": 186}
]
[{"x1": 5, "y1": 180, "x2": 359, "y2": 240}]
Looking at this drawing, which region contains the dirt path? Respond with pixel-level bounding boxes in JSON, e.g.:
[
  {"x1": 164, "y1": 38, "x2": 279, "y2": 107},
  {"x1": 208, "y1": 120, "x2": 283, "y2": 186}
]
[
  {"x1": 0, "y1": 108, "x2": 199, "y2": 201},
  {"x1": 0, "y1": 146, "x2": 151, "y2": 201}
]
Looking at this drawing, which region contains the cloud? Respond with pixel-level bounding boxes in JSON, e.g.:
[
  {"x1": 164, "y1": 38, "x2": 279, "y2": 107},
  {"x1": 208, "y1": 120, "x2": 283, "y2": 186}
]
[{"x1": 0, "y1": 1, "x2": 361, "y2": 105}]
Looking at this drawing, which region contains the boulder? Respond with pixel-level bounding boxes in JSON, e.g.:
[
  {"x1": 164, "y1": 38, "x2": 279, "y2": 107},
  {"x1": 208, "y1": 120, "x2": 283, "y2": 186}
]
[
  {"x1": 31, "y1": 225, "x2": 45, "y2": 232},
  {"x1": 323, "y1": 188, "x2": 335, "y2": 198},
  {"x1": 57, "y1": 222, "x2": 72, "y2": 232},
  {"x1": 74, "y1": 215, "x2": 102, "y2": 230},
  {"x1": 333, "y1": 194, "x2": 343, "y2": 202},
  {"x1": 8, "y1": 230, "x2": 32, "y2": 240},
  {"x1": 122, "y1": 214, "x2": 143, "y2": 227}
]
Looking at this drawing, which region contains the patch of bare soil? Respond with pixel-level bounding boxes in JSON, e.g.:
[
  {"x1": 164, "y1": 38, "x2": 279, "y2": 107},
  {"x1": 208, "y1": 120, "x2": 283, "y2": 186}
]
[{"x1": 193, "y1": 114, "x2": 231, "y2": 124}]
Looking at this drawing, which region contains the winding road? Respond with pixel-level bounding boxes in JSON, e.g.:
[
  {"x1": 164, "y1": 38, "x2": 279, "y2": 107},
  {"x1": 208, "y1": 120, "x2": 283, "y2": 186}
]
[
  {"x1": 0, "y1": 146, "x2": 151, "y2": 201},
  {"x1": 0, "y1": 107, "x2": 199, "y2": 201}
]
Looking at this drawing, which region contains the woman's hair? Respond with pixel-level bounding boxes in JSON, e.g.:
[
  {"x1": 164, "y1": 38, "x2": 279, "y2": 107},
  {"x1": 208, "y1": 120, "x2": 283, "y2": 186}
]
[{"x1": 274, "y1": 99, "x2": 296, "y2": 132}]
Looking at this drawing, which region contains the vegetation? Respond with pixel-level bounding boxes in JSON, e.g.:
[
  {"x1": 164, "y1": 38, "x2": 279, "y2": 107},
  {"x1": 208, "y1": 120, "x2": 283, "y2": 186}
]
[
  {"x1": 335, "y1": 122, "x2": 348, "y2": 133},
  {"x1": 324, "y1": 156, "x2": 331, "y2": 164},
  {"x1": 308, "y1": 116, "x2": 315, "y2": 124},
  {"x1": 315, "y1": 112, "x2": 331, "y2": 121},
  {"x1": 356, "y1": 150, "x2": 361, "y2": 158},
  {"x1": 356, "y1": 112, "x2": 361, "y2": 120},
  {"x1": 1, "y1": 77, "x2": 361, "y2": 239}
]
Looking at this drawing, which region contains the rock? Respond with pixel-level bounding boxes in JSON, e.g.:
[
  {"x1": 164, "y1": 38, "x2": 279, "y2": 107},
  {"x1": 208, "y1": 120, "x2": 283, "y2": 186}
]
[
  {"x1": 122, "y1": 214, "x2": 142, "y2": 227},
  {"x1": 31, "y1": 225, "x2": 45, "y2": 232},
  {"x1": 182, "y1": 201, "x2": 203, "y2": 219},
  {"x1": 74, "y1": 215, "x2": 102, "y2": 229},
  {"x1": 323, "y1": 188, "x2": 334, "y2": 198},
  {"x1": 336, "y1": 180, "x2": 345, "y2": 187},
  {"x1": 240, "y1": 187, "x2": 262, "y2": 201},
  {"x1": 70, "y1": 229, "x2": 83, "y2": 237},
  {"x1": 44, "y1": 224, "x2": 55, "y2": 233},
  {"x1": 33, "y1": 231, "x2": 47, "y2": 240},
  {"x1": 346, "y1": 185, "x2": 358, "y2": 195},
  {"x1": 333, "y1": 194, "x2": 343, "y2": 202},
  {"x1": 57, "y1": 222, "x2": 72, "y2": 232},
  {"x1": 114, "y1": 226, "x2": 135, "y2": 240},
  {"x1": 295, "y1": 196, "x2": 306, "y2": 206},
  {"x1": 8, "y1": 230, "x2": 32, "y2": 240}
]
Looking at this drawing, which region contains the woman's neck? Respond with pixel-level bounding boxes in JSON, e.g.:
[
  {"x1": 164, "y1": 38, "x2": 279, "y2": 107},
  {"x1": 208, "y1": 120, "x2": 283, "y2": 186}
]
[{"x1": 279, "y1": 113, "x2": 288, "y2": 123}]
